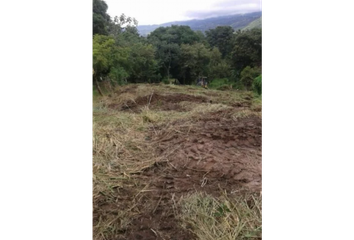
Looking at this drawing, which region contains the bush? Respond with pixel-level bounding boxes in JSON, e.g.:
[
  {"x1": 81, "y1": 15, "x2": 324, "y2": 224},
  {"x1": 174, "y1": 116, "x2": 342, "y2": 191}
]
[
  {"x1": 162, "y1": 78, "x2": 170, "y2": 84},
  {"x1": 209, "y1": 78, "x2": 230, "y2": 89},
  {"x1": 209, "y1": 60, "x2": 231, "y2": 80},
  {"x1": 233, "y1": 81, "x2": 245, "y2": 90},
  {"x1": 240, "y1": 66, "x2": 261, "y2": 91},
  {"x1": 253, "y1": 74, "x2": 262, "y2": 95},
  {"x1": 109, "y1": 67, "x2": 129, "y2": 85}
]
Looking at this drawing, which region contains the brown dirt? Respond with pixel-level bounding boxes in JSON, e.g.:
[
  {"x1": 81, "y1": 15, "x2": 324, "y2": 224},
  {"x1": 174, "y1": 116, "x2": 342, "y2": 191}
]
[
  {"x1": 204, "y1": 91, "x2": 220, "y2": 97},
  {"x1": 232, "y1": 101, "x2": 252, "y2": 108},
  {"x1": 116, "y1": 93, "x2": 208, "y2": 112},
  {"x1": 144, "y1": 109, "x2": 261, "y2": 193},
  {"x1": 94, "y1": 89, "x2": 262, "y2": 240},
  {"x1": 119, "y1": 109, "x2": 262, "y2": 239}
]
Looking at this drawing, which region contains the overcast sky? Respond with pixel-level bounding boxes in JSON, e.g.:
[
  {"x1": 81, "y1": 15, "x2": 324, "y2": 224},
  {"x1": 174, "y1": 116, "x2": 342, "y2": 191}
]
[{"x1": 104, "y1": 0, "x2": 262, "y2": 25}]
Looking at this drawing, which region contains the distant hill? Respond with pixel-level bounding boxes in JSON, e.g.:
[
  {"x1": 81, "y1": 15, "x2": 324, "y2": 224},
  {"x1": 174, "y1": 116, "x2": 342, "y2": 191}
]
[
  {"x1": 242, "y1": 16, "x2": 262, "y2": 31},
  {"x1": 137, "y1": 11, "x2": 262, "y2": 36}
]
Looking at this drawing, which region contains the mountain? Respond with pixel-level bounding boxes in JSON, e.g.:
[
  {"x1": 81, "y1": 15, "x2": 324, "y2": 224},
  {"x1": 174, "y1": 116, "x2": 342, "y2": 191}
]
[
  {"x1": 242, "y1": 16, "x2": 262, "y2": 31},
  {"x1": 137, "y1": 11, "x2": 262, "y2": 36}
]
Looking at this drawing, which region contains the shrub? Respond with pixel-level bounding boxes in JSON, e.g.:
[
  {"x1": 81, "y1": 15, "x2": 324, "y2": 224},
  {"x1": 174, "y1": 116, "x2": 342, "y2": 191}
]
[
  {"x1": 240, "y1": 66, "x2": 261, "y2": 91},
  {"x1": 209, "y1": 78, "x2": 230, "y2": 89},
  {"x1": 162, "y1": 78, "x2": 170, "y2": 84},
  {"x1": 253, "y1": 74, "x2": 262, "y2": 95},
  {"x1": 109, "y1": 67, "x2": 129, "y2": 85}
]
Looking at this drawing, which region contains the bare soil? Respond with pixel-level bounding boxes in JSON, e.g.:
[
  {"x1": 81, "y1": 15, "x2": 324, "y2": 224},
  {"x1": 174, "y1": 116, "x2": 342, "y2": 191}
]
[
  {"x1": 94, "y1": 86, "x2": 262, "y2": 240},
  {"x1": 116, "y1": 110, "x2": 261, "y2": 239},
  {"x1": 109, "y1": 93, "x2": 208, "y2": 112}
]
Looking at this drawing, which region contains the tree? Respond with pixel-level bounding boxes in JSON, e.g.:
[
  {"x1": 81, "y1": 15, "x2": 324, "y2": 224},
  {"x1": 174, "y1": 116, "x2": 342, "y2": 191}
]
[
  {"x1": 180, "y1": 43, "x2": 211, "y2": 84},
  {"x1": 203, "y1": 47, "x2": 230, "y2": 80},
  {"x1": 159, "y1": 41, "x2": 180, "y2": 80},
  {"x1": 205, "y1": 26, "x2": 234, "y2": 58},
  {"x1": 209, "y1": 47, "x2": 222, "y2": 65},
  {"x1": 148, "y1": 25, "x2": 200, "y2": 46},
  {"x1": 195, "y1": 30, "x2": 209, "y2": 47},
  {"x1": 93, "y1": 0, "x2": 111, "y2": 35},
  {"x1": 109, "y1": 13, "x2": 138, "y2": 38},
  {"x1": 93, "y1": 35, "x2": 116, "y2": 77},
  {"x1": 127, "y1": 43, "x2": 158, "y2": 83},
  {"x1": 147, "y1": 25, "x2": 202, "y2": 81},
  {"x1": 240, "y1": 66, "x2": 261, "y2": 90},
  {"x1": 209, "y1": 61, "x2": 231, "y2": 80},
  {"x1": 148, "y1": 28, "x2": 180, "y2": 80},
  {"x1": 231, "y1": 28, "x2": 262, "y2": 71}
]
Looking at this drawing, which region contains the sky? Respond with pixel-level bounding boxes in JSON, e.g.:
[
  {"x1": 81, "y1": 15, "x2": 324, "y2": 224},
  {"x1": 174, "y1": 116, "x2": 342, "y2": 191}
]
[{"x1": 104, "y1": 0, "x2": 262, "y2": 25}]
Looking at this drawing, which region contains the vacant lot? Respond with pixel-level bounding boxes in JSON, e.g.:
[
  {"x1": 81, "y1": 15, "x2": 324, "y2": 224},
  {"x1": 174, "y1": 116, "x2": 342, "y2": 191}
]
[{"x1": 93, "y1": 84, "x2": 262, "y2": 240}]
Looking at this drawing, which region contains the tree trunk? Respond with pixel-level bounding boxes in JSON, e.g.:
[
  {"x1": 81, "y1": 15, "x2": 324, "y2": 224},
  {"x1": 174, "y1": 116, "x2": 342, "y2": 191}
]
[{"x1": 94, "y1": 76, "x2": 104, "y2": 96}]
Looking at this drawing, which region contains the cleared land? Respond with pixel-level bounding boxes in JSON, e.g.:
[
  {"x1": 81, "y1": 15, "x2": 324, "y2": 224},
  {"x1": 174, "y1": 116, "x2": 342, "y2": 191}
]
[{"x1": 93, "y1": 84, "x2": 262, "y2": 240}]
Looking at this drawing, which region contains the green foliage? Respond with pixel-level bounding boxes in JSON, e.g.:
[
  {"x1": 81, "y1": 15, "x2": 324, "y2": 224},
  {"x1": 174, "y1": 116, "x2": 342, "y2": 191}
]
[
  {"x1": 232, "y1": 28, "x2": 262, "y2": 71},
  {"x1": 208, "y1": 48, "x2": 231, "y2": 79},
  {"x1": 214, "y1": 203, "x2": 231, "y2": 217},
  {"x1": 240, "y1": 66, "x2": 261, "y2": 90},
  {"x1": 180, "y1": 43, "x2": 211, "y2": 84},
  {"x1": 109, "y1": 13, "x2": 138, "y2": 38},
  {"x1": 93, "y1": 0, "x2": 111, "y2": 35},
  {"x1": 209, "y1": 78, "x2": 230, "y2": 89},
  {"x1": 92, "y1": 0, "x2": 262, "y2": 89},
  {"x1": 127, "y1": 43, "x2": 158, "y2": 82},
  {"x1": 93, "y1": 33, "x2": 158, "y2": 85},
  {"x1": 147, "y1": 25, "x2": 202, "y2": 80},
  {"x1": 242, "y1": 16, "x2": 262, "y2": 31},
  {"x1": 93, "y1": 35, "x2": 116, "y2": 76},
  {"x1": 209, "y1": 61, "x2": 231, "y2": 80},
  {"x1": 240, "y1": 67, "x2": 253, "y2": 90},
  {"x1": 148, "y1": 25, "x2": 200, "y2": 46},
  {"x1": 108, "y1": 67, "x2": 129, "y2": 85},
  {"x1": 161, "y1": 78, "x2": 170, "y2": 84},
  {"x1": 195, "y1": 30, "x2": 209, "y2": 47},
  {"x1": 253, "y1": 74, "x2": 262, "y2": 95},
  {"x1": 206, "y1": 26, "x2": 234, "y2": 58}
]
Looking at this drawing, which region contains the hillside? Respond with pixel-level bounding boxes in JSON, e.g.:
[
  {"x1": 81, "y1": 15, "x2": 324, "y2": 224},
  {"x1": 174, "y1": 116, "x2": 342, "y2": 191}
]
[
  {"x1": 242, "y1": 16, "x2": 262, "y2": 31},
  {"x1": 137, "y1": 11, "x2": 262, "y2": 36}
]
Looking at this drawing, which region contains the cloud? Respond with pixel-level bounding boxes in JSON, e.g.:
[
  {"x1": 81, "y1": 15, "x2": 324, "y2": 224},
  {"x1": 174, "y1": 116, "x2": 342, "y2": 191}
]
[
  {"x1": 105, "y1": 0, "x2": 262, "y2": 25},
  {"x1": 183, "y1": 0, "x2": 261, "y2": 19}
]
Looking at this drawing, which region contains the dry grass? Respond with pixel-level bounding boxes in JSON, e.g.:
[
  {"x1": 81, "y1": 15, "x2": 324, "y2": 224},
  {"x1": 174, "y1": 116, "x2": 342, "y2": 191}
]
[
  {"x1": 93, "y1": 83, "x2": 262, "y2": 240},
  {"x1": 177, "y1": 192, "x2": 262, "y2": 240},
  {"x1": 232, "y1": 109, "x2": 262, "y2": 120}
]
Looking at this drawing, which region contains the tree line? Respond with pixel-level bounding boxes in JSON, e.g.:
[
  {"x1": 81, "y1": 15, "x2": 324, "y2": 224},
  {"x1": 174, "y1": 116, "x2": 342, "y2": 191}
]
[{"x1": 93, "y1": 0, "x2": 262, "y2": 94}]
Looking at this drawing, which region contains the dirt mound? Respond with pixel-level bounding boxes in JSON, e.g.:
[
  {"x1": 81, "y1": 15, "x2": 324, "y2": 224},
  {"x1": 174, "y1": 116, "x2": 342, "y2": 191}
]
[
  {"x1": 232, "y1": 101, "x2": 252, "y2": 108},
  {"x1": 145, "y1": 111, "x2": 262, "y2": 194},
  {"x1": 121, "y1": 110, "x2": 262, "y2": 239},
  {"x1": 120, "y1": 93, "x2": 208, "y2": 112},
  {"x1": 115, "y1": 84, "x2": 139, "y2": 94}
]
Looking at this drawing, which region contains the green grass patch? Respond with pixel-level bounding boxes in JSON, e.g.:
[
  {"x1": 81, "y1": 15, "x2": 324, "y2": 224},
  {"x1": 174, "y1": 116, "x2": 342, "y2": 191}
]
[
  {"x1": 209, "y1": 78, "x2": 232, "y2": 90},
  {"x1": 177, "y1": 192, "x2": 262, "y2": 240}
]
